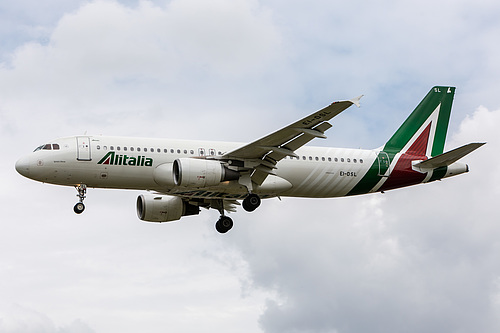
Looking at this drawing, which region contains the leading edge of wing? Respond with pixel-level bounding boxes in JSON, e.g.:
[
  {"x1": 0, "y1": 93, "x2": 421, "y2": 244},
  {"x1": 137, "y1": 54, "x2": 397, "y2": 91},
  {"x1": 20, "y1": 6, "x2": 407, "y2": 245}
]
[{"x1": 222, "y1": 95, "x2": 363, "y2": 160}]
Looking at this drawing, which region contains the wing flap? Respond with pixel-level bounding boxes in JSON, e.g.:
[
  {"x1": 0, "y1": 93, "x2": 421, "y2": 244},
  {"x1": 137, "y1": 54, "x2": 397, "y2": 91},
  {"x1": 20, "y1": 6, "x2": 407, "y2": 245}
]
[{"x1": 223, "y1": 98, "x2": 361, "y2": 160}]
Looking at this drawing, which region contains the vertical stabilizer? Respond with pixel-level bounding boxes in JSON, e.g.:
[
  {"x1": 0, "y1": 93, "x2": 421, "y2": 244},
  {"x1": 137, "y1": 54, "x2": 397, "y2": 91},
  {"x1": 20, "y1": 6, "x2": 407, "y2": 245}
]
[
  {"x1": 348, "y1": 86, "x2": 456, "y2": 195},
  {"x1": 383, "y1": 86, "x2": 455, "y2": 156}
]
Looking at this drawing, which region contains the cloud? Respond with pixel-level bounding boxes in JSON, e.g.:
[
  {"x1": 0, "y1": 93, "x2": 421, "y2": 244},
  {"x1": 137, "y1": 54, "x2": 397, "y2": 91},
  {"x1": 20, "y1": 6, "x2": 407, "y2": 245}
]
[
  {"x1": 224, "y1": 106, "x2": 500, "y2": 333},
  {"x1": 2, "y1": 1, "x2": 500, "y2": 333},
  {"x1": 0, "y1": 0, "x2": 285, "y2": 141},
  {"x1": 0, "y1": 303, "x2": 95, "y2": 333}
]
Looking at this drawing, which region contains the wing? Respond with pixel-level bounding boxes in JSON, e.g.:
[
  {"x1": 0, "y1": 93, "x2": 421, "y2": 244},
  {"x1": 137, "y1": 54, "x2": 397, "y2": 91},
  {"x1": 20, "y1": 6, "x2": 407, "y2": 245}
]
[{"x1": 220, "y1": 95, "x2": 363, "y2": 188}]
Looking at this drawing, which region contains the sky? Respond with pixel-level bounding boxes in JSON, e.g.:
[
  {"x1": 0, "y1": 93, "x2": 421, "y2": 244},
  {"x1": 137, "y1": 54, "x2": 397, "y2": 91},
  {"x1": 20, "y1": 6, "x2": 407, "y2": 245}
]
[{"x1": 1, "y1": 0, "x2": 500, "y2": 332}]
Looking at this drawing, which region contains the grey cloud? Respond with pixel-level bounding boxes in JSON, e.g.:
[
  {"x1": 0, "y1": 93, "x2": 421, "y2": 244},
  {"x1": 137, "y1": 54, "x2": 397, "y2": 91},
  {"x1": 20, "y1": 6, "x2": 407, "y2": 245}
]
[{"x1": 2, "y1": 1, "x2": 500, "y2": 333}]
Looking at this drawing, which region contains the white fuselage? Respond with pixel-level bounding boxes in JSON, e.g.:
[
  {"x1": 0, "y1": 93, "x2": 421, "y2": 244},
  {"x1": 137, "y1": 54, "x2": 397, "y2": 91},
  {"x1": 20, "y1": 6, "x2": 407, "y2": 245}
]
[{"x1": 16, "y1": 135, "x2": 379, "y2": 199}]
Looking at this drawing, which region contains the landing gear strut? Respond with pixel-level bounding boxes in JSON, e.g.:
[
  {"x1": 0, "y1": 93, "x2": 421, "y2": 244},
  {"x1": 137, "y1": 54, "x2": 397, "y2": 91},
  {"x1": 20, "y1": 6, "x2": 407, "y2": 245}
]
[
  {"x1": 213, "y1": 194, "x2": 261, "y2": 233},
  {"x1": 74, "y1": 184, "x2": 87, "y2": 214},
  {"x1": 214, "y1": 199, "x2": 234, "y2": 234},
  {"x1": 242, "y1": 193, "x2": 261, "y2": 212}
]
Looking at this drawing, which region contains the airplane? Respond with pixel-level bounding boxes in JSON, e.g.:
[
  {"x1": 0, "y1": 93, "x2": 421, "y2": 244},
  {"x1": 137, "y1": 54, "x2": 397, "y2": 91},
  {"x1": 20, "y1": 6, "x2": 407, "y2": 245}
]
[{"x1": 15, "y1": 86, "x2": 484, "y2": 233}]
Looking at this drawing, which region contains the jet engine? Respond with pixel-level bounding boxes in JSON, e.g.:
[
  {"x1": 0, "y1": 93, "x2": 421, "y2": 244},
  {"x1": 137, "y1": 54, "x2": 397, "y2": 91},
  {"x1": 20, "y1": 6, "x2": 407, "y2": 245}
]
[
  {"x1": 173, "y1": 158, "x2": 239, "y2": 188},
  {"x1": 137, "y1": 194, "x2": 199, "y2": 222}
]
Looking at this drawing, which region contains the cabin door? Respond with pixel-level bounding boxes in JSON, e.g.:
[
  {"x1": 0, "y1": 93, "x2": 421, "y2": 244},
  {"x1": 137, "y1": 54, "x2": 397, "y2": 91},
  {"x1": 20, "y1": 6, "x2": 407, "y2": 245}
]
[
  {"x1": 377, "y1": 151, "x2": 390, "y2": 177},
  {"x1": 76, "y1": 136, "x2": 92, "y2": 161}
]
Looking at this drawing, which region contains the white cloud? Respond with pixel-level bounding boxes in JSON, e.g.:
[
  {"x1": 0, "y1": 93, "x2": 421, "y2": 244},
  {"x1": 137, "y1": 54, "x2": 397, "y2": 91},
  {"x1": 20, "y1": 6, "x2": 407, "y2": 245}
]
[
  {"x1": 0, "y1": 303, "x2": 95, "y2": 333},
  {"x1": 224, "y1": 106, "x2": 500, "y2": 333},
  {"x1": 2, "y1": 0, "x2": 500, "y2": 332}
]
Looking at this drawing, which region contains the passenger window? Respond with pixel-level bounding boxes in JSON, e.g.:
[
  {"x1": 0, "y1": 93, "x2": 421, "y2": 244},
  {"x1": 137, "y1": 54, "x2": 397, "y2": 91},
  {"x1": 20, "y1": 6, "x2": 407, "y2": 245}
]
[
  {"x1": 309, "y1": 156, "x2": 312, "y2": 161},
  {"x1": 315, "y1": 157, "x2": 319, "y2": 161},
  {"x1": 302, "y1": 156, "x2": 306, "y2": 160},
  {"x1": 110, "y1": 146, "x2": 114, "y2": 150},
  {"x1": 157, "y1": 148, "x2": 161, "y2": 153},
  {"x1": 97, "y1": 145, "x2": 101, "y2": 150},
  {"x1": 150, "y1": 148, "x2": 154, "y2": 153},
  {"x1": 322, "y1": 157, "x2": 325, "y2": 161},
  {"x1": 177, "y1": 149, "x2": 181, "y2": 154},
  {"x1": 131, "y1": 147, "x2": 134, "y2": 152},
  {"x1": 353, "y1": 159, "x2": 357, "y2": 163},
  {"x1": 347, "y1": 158, "x2": 350, "y2": 163},
  {"x1": 137, "y1": 147, "x2": 141, "y2": 152},
  {"x1": 360, "y1": 159, "x2": 364, "y2": 163},
  {"x1": 117, "y1": 146, "x2": 121, "y2": 151},
  {"x1": 328, "y1": 157, "x2": 332, "y2": 162},
  {"x1": 124, "y1": 147, "x2": 127, "y2": 151},
  {"x1": 103, "y1": 146, "x2": 108, "y2": 150},
  {"x1": 184, "y1": 150, "x2": 188, "y2": 154},
  {"x1": 341, "y1": 158, "x2": 344, "y2": 162},
  {"x1": 164, "y1": 149, "x2": 168, "y2": 153},
  {"x1": 190, "y1": 150, "x2": 194, "y2": 154}
]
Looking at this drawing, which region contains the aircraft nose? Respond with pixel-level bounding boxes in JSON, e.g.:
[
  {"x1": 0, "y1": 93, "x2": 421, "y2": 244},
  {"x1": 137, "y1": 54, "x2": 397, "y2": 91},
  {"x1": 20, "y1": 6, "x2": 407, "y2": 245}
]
[{"x1": 15, "y1": 156, "x2": 31, "y2": 177}]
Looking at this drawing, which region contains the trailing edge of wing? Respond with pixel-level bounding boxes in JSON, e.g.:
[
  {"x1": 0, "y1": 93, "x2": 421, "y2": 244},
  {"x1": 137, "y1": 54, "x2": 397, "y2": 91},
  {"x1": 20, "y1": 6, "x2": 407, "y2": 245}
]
[
  {"x1": 414, "y1": 142, "x2": 485, "y2": 169},
  {"x1": 222, "y1": 96, "x2": 362, "y2": 161}
]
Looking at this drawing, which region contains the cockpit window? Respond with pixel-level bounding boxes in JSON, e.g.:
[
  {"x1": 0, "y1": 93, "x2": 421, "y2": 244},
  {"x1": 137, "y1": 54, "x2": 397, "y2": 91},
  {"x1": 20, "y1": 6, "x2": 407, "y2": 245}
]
[{"x1": 34, "y1": 143, "x2": 60, "y2": 152}]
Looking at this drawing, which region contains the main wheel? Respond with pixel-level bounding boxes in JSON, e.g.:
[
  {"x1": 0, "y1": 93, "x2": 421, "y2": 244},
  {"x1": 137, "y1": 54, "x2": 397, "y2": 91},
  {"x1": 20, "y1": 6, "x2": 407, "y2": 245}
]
[
  {"x1": 242, "y1": 193, "x2": 261, "y2": 212},
  {"x1": 74, "y1": 202, "x2": 85, "y2": 214},
  {"x1": 215, "y1": 216, "x2": 233, "y2": 233}
]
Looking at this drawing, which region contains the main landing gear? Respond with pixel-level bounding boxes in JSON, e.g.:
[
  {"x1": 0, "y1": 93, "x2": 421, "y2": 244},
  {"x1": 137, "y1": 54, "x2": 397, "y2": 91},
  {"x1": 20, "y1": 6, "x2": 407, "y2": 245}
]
[
  {"x1": 215, "y1": 215, "x2": 233, "y2": 234},
  {"x1": 214, "y1": 193, "x2": 261, "y2": 234},
  {"x1": 73, "y1": 184, "x2": 87, "y2": 214},
  {"x1": 242, "y1": 193, "x2": 261, "y2": 212}
]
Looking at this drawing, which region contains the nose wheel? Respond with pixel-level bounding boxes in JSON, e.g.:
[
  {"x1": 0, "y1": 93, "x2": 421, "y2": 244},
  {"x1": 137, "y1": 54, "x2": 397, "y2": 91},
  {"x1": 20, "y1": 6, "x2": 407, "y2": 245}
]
[
  {"x1": 74, "y1": 202, "x2": 85, "y2": 214},
  {"x1": 74, "y1": 184, "x2": 87, "y2": 214}
]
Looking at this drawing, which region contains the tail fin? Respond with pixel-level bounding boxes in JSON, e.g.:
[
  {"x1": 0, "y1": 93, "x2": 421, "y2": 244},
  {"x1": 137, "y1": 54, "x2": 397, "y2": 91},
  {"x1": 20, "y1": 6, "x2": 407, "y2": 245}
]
[
  {"x1": 383, "y1": 86, "x2": 455, "y2": 157},
  {"x1": 348, "y1": 86, "x2": 457, "y2": 195}
]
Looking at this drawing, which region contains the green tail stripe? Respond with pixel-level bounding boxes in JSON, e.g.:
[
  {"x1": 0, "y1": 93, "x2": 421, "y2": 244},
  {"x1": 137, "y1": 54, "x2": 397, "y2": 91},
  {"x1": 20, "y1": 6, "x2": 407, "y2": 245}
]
[
  {"x1": 429, "y1": 166, "x2": 448, "y2": 182},
  {"x1": 347, "y1": 160, "x2": 380, "y2": 196},
  {"x1": 383, "y1": 86, "x2": 455, "y2": 155}
]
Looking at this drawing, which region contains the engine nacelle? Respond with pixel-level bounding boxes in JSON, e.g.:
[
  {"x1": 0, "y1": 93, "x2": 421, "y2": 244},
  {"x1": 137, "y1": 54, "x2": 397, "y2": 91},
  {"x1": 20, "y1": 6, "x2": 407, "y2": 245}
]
[
  {"x1": 153, "y1": 163, "x2": 175, "y2": 187},
  {"x1": 173, "y1": 158, "x2": 239, "y2": 188},
  {"x1": 136, "y1": 194, "x2": 199, "y2": 222}
]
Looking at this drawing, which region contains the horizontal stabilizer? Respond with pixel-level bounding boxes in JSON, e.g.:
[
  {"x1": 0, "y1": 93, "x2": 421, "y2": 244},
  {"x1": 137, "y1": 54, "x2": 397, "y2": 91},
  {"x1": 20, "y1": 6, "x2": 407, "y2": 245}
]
[{"x1": 414, "y1": 142, "x2": 485, "y2": 169}]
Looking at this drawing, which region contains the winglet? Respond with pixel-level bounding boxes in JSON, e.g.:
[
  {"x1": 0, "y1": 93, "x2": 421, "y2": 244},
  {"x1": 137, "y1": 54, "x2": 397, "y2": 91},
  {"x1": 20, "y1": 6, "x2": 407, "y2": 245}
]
[{"x1": 350, "y1": 95, "x2": 363, "y2": 108}]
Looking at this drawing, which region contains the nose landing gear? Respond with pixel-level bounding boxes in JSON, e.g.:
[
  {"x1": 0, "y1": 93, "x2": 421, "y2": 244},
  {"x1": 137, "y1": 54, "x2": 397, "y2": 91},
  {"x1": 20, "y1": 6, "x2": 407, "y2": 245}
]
[{"x1": 74, "y1": 184, "x2": 87, "y2": 214}]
